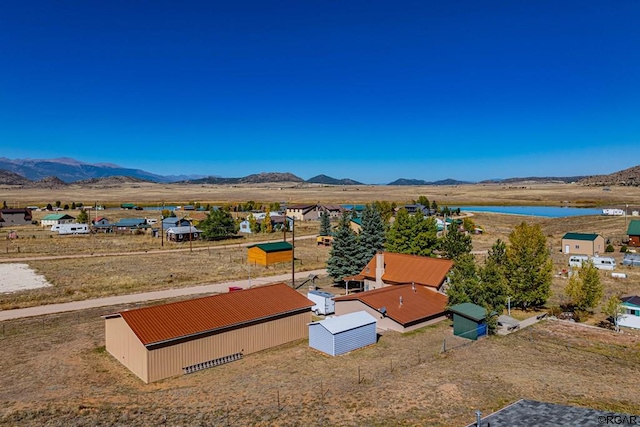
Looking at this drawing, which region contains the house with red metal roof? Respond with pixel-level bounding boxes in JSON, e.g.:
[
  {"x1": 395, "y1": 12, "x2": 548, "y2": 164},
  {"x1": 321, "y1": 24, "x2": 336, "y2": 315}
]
[
  {"x1": 343, "y1": 251, "x2": 454, "y2": 292},
  {"x1": 333, "y1": 284, "x2": 448, "y2": 333},
  {"x1": 103, "y1": 283, "x2": 314, "y2": 383}
]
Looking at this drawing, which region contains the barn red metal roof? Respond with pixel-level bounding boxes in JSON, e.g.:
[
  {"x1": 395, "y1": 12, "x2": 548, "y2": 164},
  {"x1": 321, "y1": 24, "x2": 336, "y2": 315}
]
[
  {"x1": 114, "y1": 283, "x2": 313, "y2": 346},
  {"x1": 334, "y1": 284, "x2": 447, "y2": 326},
  {"x1": 355, "y1": 252, "x2": 453, "y2": 288}
]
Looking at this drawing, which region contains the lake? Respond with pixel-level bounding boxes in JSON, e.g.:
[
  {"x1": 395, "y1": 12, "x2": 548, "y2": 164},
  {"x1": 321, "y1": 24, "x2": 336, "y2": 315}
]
[{"x1": 454, "y1": 206, "x2": 603, "y2": 218}]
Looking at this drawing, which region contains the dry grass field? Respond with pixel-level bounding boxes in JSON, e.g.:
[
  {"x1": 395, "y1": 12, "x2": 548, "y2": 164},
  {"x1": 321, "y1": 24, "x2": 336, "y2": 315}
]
[{"x1": 1, "y1": 184, "x2": 640, "y2": 425}]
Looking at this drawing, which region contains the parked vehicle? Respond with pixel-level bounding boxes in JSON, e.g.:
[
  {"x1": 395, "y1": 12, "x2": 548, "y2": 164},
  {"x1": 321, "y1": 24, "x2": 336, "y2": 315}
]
[
  {"x1": 568, "y1": 255, "x2": 589, "y2": 268},
  {"x1": 51, "y1": 224, "x2": 90, "y2": 235},
  {"x1": 591, "y1": 256, "x2": 616, "y2": 270},
  {"x1": 622, "y1": 253, "x2": 640, "y2": 267},
  {"x1": 307, "y1": 290, "x2": 336, "y2": 315}
]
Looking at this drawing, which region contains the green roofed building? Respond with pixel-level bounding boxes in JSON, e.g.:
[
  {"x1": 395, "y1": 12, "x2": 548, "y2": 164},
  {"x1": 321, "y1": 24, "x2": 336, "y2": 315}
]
[
  {"x1": 627, "y1": 220, "x2": 640, "y2": 247},
  {"x1": 41, "y1": 213, "x2": 76, "y2": 228},
  {"x1": 561, "y1": 232, "x2": 605, "y2": 256},
  {"x1": 247, "y1": 242, "x2": 293, "y2": 266},
  {"x1": 449, "y1": 303, "x2": 488, "y2": 341}
]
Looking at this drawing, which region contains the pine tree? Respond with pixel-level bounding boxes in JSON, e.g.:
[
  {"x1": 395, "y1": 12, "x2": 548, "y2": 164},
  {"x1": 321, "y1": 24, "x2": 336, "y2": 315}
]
[
  {"x1": 478, "y1": 240, "x2": 509, "y2": 313},
  {"x1": 439, "y1": 227, "x2": 472, "y2": 261},
  {"x1": 319, "y1": 211, "x2": 332, "y2": 236},
  {"x1": 199, "y1": 208, "x2": 238, "y2": 240},
  {"x1": 506, "y1": 222, "x2": 552, "y2": 309},
  {"x1": 445, "y1": 252, "x2": 478, "y2": 307},
  {"x1": 385, "y1": 208, "x2": 413, "y2": 254},
  {"x1": 409, "y1": 215, "x2": 438, "y2": 256},
  {"x1": 327, "y1": 212, "x2": 361, "y2": 282},
  {"x1": 357, "y1": 204, "x2": 386, "y2": 270}
]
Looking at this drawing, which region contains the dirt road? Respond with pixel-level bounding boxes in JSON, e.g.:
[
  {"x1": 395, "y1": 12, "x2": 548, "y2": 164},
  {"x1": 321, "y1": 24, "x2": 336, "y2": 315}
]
[{"x1": 0, "y1": 268, "x2": 327, "y2": 321}]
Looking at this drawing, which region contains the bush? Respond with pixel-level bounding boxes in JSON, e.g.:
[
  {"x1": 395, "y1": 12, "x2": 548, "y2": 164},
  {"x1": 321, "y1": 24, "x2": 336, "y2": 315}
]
[
  {"x1": 620, "y1": 245, "x2": 628, "y2": 253},
  {"x1": 605, "y1": 244, "x2": 614, "y2": 253}
]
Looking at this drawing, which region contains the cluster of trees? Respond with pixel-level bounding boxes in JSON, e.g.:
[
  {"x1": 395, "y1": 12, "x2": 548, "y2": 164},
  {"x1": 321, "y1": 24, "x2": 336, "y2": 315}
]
[
  {"x1": 197, "y1": 207, "x2": 239, "y2": 240},
  {"x1": 446, "y1": 222, "x2": 554, "y2": 330}
]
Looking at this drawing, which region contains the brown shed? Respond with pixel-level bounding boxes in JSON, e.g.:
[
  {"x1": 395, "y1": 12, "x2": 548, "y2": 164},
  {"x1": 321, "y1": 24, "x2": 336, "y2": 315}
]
[
  {"x1": 247, "y1": 242, "x2": 293, "y2": 266},
  {"x1": 103, "y1": 283, "x2": 313, "y2": 383}
]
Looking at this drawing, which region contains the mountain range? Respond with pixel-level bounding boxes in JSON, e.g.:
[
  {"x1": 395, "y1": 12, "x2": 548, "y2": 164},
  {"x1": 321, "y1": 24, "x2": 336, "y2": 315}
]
[{"x1": 0, "y1": 157, "x2": 638, "y2": 187}]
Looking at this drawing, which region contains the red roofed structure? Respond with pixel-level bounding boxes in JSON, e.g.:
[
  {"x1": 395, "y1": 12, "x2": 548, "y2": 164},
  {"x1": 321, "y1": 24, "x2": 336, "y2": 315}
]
[{"x1": 103, "y1": 283, "x2": 313, "y2": 383}]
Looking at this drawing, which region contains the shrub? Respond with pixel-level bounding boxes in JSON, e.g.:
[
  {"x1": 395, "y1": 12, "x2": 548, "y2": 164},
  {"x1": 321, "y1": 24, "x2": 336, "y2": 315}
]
[
  {"x1": 620, "y1": 245, "x2": 628, "y2": 253},
  {"x1": 605, "y1": 244, "x2": 614, "y2": 253}
]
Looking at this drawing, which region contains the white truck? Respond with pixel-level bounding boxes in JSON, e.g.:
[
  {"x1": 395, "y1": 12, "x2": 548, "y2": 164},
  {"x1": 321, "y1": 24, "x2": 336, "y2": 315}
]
[
  {"x1": 51, "y1": 224, "x2": 90, "y2": 235},
  {"x1": 307, "y1": 290, "x2": 336, "y2": 315}
]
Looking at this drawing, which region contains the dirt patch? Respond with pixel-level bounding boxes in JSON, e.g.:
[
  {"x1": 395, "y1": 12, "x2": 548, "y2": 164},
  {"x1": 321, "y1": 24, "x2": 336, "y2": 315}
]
[{"x1": 0, "y1": 264, "x2": 52, "y2": 293}]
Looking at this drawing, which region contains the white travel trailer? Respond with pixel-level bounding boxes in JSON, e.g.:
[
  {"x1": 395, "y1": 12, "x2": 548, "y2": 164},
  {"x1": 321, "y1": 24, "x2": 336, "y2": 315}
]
[
  {"x1": 591, "y1": 256, "x2": 616, "y2": 270},
  {"x1": 602, "y1": 208, "x2": 625, "y2": 216},
  {"x1": 307, "y1": 290, "x2": 336, "y2": 315},
  {"x1": 51, "y1": 224, "x2": 89, "y2": 235},
  {"x1": 568, "y1": 255, "x2": 589, "y2": 268}
]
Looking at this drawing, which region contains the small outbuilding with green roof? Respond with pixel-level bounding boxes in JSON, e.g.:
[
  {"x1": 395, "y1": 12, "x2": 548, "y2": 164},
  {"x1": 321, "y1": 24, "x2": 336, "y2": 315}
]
[
  {"x1": 561, "y1": 232, "x2": 605, "y2": 256},
  {"x1": 449, "y1": 303, "x2": 488, "y2": 341},
  {"x1": 247, "y1": 242, "x2": 293, "y2": 266},
  {"x1": 627, "y1": 220, "x2": 640, "y2": 247}
]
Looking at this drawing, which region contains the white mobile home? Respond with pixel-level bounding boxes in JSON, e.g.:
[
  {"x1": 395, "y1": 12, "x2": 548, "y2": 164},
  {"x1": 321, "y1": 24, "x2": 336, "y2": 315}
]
[
  {"x1": 591, "y1": 256, "x2": 616, "y2": 270},
  {"x1": 51, "y1": 224, "x2": 89, "y2": 235}
]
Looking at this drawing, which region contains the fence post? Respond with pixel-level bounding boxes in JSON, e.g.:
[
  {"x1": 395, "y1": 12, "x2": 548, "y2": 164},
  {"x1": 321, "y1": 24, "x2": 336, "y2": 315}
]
[{"x1": 442, "y1": 338, "x2": 446, "y2": 353}]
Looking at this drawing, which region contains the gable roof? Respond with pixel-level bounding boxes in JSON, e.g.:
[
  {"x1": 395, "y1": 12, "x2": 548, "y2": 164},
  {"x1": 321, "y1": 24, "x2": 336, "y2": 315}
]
[
  {"x1": 106, "y1": 283, "x2": 313, "y2": 347},
  {"x1": 166, "y1": 226, "x2": 201, "y2": 234},
  {"x1": 356, "y1": 252, "x2": 454, "y2": 288},
  {"x1": 449, "y1": 302, "x2": 487, "y2": 322},
  {"x1": 627, "y1": 219, "x2": 640, "y2": 236},
  {"x1": 334, "y1": 284, "x2": 447, "y2": 326},
  {"x1": 247, "y1": 242, "x2": 293, "y2": 252},
  {"x1": 621, "y1": 295, "x2": 640, "y2": 307},
  {"x1": 41, "y1": 213, "x2": 75, "y2": 221},
  {"x1": 114, "y1": 218, "x2": 147, "y2": 227},
  {"x1": 310, "y1": 311, "x2": 377, "y2": 334},
  {"x1": 561, "y1": 232, "x2": 600, "y2": 241}
]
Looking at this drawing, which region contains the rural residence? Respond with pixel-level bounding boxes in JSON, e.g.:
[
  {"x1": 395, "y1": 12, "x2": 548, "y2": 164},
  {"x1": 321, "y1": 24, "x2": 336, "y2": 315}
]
[
  {"x1": 40, "y1": 213, "x2": 76, "y2": 228},
  {"x1": 165, "y1": 225, "x2": 202, "y2": 242},
  {"x1": 0, "y1": 208, "x2": 32, "y2": 227},
  {"x1": 619, "y1": 295, "x2": 640, "y2": 330},
  {"x1": 627, "y1": 220, "x2": 640, "y2": 247}
]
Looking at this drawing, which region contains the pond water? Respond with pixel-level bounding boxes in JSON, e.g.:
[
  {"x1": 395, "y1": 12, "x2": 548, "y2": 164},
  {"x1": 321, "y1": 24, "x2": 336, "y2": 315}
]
[{"x1": 454, "y1": 206, "x2": 603, "y2": 218}]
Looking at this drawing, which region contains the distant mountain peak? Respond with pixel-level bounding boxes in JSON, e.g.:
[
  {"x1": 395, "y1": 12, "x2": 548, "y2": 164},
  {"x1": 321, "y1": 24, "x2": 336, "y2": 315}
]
[{"x1": 307, "y1": 174, "x2": 363, "y2": 185}]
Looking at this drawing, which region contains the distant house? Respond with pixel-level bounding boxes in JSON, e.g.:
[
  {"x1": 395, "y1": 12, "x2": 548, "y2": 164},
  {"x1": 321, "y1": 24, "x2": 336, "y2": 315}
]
[
  {"x1": 247, "y1": 242, "x2": 293, "y2": 266},
  {"x1": 561, "y1": 232, "x2": 605, "y2": 256},
  {"x1": 0, "y1": 208, "x2": 32, "y2": 227},
  {"x1": 349, "y1": 217, "x2": 362, "y2": 233},
  {"x1": 308, "y1": 311, "x2": 377, "y2": 356},
  {"x1": 342, "y1": 251, "x2": 454, "y2": 292},
  {"x1": 334, "y1": 284, "x2": 448, "y2": 333},
  {"x1": 103, "y1": 283, "x2": 314, "y2": 383},
  {"x1": 165, "y1": 226, "x2": 201, "y2": 242},
  {"x1": 239, "y1": 215, "x2": 293, "y2": 234},
  {"x1": 627, "y1": 220, "x2": 640, "y2": 247},
  {"x1": 114, "y1": 218, "x2": 150, "y2": 234},
  {"x1": 92, "y1": 217, "x2": 110, "y2": 226},
  {"x1": 448, "y1": 303, "x2": 489, "y2": 340},
  {"x1": 619, "y1": 296, "x2": 640, "y2": 330},
  {"x1": 162, "y1": 217, "x2": 191, "y2": 230},
  {"x1": 286, "y1": 204, "x2": 321, "y2": 221},
  {"x1": 319, "y1": 204, "x2": 344, "y2": 219},
  {"x1": 402, "y1": 204, "x2": 430, "y2": 216},
  {"x1": 41, "y1": 213, "x2": 76, "y2": 228}
]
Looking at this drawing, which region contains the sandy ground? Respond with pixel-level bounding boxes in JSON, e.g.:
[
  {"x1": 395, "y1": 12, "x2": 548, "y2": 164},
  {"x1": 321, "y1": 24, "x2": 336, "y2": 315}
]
[{"x1": 0, "y1": 264, "x2": 52, "y2": 293}]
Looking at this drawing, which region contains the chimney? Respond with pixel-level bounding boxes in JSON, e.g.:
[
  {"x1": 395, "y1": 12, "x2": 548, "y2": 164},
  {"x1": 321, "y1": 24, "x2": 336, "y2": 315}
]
[{"x1": 376, "y1": 252, "x2": 385, "y2": 288}]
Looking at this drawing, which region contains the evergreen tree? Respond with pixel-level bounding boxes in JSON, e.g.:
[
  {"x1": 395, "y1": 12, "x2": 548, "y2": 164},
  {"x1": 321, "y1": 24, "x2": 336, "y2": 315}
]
[
  {"x1": 357, "y1": 204, "x2": 386, "y2": 269},
  {"x1": 416, "y1": 195, "x2": 430, "y2": 208},
  {"x1": 199, "y1": 208, "x2": 238, "y2": 240},
  {"x1": 71, "y1": 202, "x2": 76, "y2": 210},
  {"x1": 565, "y1": 261, "x2": 603, "y2": 311},
  {"x1": 327, "y1": 212, "x2": 361, "y2": 282},
  {"x1": 478, "y1": 240, "x2": 509, "y2": 313},
  {"x1": 430, "y1": 200, "x2": 438, "y2": 214},
  {"x1": 385, "y1": 208, "x2": 413, "y2": 254},
  {"x1": 445, "y1": 252, "x2": 478, "y2": 307},
  {"x1": 319, "y1": 211, "x2": 332, "y2": 236},
  {"x1": 506, "y1": 222, "x2": 552, "y2": 309},
  {"x1": 76, "y1": 209, "x2": 89, "y2": 224},
  {"x1": 409, "y1": 215, "x2": 438, "y2": 256},
  {"x1": 2, "y1": 201, "x2": 7, "y2": 209},
  {"x1": 439, "y1": 227, "x2": 472, "y2": 260}
]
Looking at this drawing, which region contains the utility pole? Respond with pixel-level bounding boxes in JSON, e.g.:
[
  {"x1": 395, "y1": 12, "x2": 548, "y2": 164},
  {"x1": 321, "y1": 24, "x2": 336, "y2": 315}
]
[{"x1": 291, "y1": 217, "x2": 295, "y2": 288}]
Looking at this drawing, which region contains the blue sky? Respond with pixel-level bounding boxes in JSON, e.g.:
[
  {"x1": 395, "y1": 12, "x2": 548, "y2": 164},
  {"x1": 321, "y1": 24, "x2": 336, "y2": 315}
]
[{"x1": 1, "y1": 1, "x2": 639, "y2": 184}]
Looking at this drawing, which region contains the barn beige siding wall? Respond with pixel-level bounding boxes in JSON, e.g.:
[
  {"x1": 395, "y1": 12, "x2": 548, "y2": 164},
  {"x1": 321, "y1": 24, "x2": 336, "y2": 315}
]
[
  {"x1": 146, "y1": 311, "x2": 310, "y2": 383},
  {"x1": 105, "y1": 316, "x2": 149, "y2": 383},
  {"x1": 562, "y1": 236, "x2": 605, "y2": 256}
]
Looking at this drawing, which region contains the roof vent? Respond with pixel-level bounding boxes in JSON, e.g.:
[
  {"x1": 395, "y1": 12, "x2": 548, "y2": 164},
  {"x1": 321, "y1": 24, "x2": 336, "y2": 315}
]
[
  {"x1": 412, "y1": 282, "x2": 416, "y2": 292},
  {"x1": 379, "y1": 306, "x2": 387, "y2": 316},
  {"x1": 399, "y1": 296, "x2": 403, "y2": 306}
]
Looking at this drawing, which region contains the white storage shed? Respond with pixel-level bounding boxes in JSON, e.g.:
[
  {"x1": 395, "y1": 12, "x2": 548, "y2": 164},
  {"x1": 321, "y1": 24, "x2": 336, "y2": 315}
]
[{"x1": 308, "y1": 311, "x2": 377, "y2": 356}]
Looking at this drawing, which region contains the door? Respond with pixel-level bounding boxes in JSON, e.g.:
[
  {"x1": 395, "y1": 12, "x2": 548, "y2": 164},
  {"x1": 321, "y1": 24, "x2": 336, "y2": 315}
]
[{"x1": 564, "y1": 245, "x2": 570, "y2": 254}]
